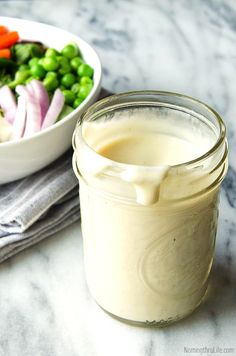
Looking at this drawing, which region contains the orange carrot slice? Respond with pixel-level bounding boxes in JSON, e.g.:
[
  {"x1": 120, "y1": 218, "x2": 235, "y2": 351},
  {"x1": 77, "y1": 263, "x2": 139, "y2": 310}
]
[
  {"x1": 0, "y1": 25, "x2": 8, "y2": 35},
  {"x1": 0, "y1": 48, "x2": 11, "y2": 59},
  {"x1": 0, "y1": 31, "x2": 19, "y2": 49}
]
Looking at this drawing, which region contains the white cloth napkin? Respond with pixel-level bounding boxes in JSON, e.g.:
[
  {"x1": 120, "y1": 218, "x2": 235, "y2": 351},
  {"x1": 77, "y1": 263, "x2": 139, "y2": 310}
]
[{"x1": 0, "y1": 150, "x2": 80, "y2": 263}]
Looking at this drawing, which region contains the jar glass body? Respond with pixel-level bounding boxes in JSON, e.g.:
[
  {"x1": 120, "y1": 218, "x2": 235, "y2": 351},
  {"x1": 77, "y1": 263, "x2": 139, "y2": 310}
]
[{"x1": 73, "y1": 91, "x2": 228, "y2": 326}]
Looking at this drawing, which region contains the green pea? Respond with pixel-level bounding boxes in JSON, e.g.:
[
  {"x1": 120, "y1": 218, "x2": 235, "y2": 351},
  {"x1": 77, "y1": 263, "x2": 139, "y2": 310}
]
[
  {"x1": 61, "y1": 73, "x2": 76, "y2": 88},
  {"x1": 46, "y1": 71, "x2": 57, "y2": 79},
  {"x1": 38, "y1": 58, "x2": 44, "y2": 66},
  {"x1": 61, "y1": 43, "x2": 80, "y2": 59},
  {"x1": 18, "y1": 64, "x2": 29, "y2": 72},
  {"x1": 45, "y1": 48, "x2": 59, "y2": 57},
  {"x1": 43, "y1": 75, "x2": 59, "y2": 91},
  {"x1": 73, "y1": 97, "x2": 84, "y2": 108},
  {"x1": 15, "y1": 70, "x2": 31, "y2": 83},
  {"x1": 41, "y1": 57, "x2": 59, "y2": 71},
  {"x1": 71, "y1": 83, "x2": 80, "y2": 94},
  {"x1": 70, "y1": 56, "x2": 83, "y2": 71},
  {"x1": 62, "y1": 90, "x2": 75, "y2": 105},
  {"x1": 77, "y1": 63, "x2": 94, "y2": 78},
  {"x1": 57, "y1": 56, "x2": 68, "y2": 64},
  {"x1": 57, "y1": 105, "x2": 74, "y2": 121},
  {"x1": 57, "y1": 56, "x2": 71, "y2": 75},
  {"x1": 78, "y1": 84, "x2": 92, "y2": 99},
  {"x1": 30, "y1": 64, "x2": 46, "y2": 79},
  {"x1": 8, "y1": 70, "x2": 31, "y2": 88},
  {"x1": 80, "y1": 76, "x2": 93, "y2": 85},
  {"x1": 28, "y1": 57, "x2": 39, "y2": 68}
]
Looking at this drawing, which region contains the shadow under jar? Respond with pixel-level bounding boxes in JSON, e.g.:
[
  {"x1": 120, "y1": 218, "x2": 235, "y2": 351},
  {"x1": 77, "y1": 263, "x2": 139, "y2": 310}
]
[{"x1": 72, "y1": 91, "x2": 228, "y2": 326}]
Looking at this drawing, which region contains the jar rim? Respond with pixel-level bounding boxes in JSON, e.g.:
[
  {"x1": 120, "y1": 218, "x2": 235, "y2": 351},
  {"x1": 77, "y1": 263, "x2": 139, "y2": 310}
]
[{"x1": 74, "y1": 90, "x2": 227, "y2": 169}]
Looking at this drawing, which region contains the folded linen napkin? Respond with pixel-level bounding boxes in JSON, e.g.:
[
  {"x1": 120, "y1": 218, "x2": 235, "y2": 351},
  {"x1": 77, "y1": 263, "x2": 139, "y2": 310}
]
[
  {"x1": 0, "y1": 88, "x2": 111, "y2": 263},
  {"x1": 0, "y1": 149, "x2": 80, "y2": 263}
]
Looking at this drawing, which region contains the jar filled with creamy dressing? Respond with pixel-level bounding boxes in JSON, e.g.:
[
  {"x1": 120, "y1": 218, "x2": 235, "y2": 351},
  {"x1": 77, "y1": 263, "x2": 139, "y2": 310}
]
[{"x1": 72, "y1": 91, "x2": 228, "y2": 326}]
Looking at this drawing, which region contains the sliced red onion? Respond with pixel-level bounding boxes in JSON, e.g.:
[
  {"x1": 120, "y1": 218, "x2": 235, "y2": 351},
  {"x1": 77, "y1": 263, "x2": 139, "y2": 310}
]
[
  {"x1": 15, "y1": 85, "x2": 29, "y2": 97},
  {"x1": 26, "y1": 83, "x2": 35, "y2": 96},
  {"x1": 0, "y1": 85, "x2": 17, "y2": 124},
  {"x1": 42, "y1": 89, "x2": 65, "y2": 129},
  {"x1": 16, "y1": 85, "x2": 41, "y2": 138},
  {"x1": 24, "y1": 98, "x2": 41, "y2": 138},
  {"x1": 29, "y1": 80, "x2": 49, "y2": 124},
  {"x1": 12, "y1": 95, "x2": 27, "y2": 140}
]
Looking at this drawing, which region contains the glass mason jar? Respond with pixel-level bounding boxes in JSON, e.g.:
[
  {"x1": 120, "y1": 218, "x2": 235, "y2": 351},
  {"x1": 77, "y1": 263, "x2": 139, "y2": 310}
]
[{"x1": 72, "y1": 91, "x2": 228, "y2": 326}]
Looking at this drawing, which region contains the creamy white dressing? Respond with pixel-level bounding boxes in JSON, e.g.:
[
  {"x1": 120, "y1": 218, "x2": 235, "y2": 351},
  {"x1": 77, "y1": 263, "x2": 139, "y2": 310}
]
[
  {"x1": 74, "y1": 109, "x2": 224, "y2": 323},
  {"x1": 79, "y1": 114, "x2": 214, "y2": 205}
]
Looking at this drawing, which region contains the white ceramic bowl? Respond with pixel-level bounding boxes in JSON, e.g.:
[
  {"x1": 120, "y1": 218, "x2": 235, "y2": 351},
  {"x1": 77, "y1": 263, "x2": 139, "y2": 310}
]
[{"x1": 0, "y1": 16, "x2": 102, "y2": 184}]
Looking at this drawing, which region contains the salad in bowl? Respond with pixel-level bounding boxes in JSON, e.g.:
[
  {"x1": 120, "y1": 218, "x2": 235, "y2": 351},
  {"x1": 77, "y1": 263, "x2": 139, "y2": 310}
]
[{"x1": 0, "y1": 16, "x2": 102, "y2": 183}]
